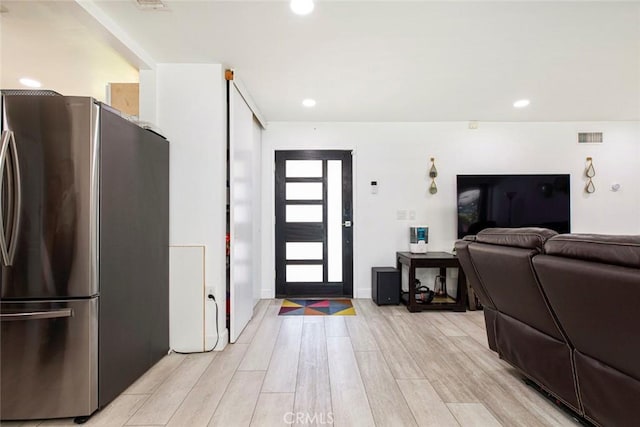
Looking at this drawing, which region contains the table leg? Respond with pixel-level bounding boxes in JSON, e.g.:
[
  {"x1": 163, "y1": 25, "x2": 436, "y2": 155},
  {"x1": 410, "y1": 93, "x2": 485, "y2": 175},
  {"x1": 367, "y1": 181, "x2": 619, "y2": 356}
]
[
  {"x1": 407, "y1": 260, "x2": 419, "y2": 312},
  {"x1": 439, "y1": 267, "x2": 447, "y2": 297},
  {"x1": 454, "y1": 267, "x2": 467, "y2": 312}
]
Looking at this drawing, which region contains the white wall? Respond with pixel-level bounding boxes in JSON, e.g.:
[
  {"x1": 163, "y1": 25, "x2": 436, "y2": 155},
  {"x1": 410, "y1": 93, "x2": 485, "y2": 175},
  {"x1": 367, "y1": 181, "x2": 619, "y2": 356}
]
[
  {"x1": 261, "y1": 121, "x2": 640, "y2": 299},
  {"x1": 141, "y1": 63, "x2": 228, "y2": 350}
]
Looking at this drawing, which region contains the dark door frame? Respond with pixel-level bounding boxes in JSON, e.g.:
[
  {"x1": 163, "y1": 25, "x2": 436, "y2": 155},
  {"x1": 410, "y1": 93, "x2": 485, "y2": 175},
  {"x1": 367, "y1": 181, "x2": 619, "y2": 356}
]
[{"x1": 275, "y1": 150, "x2": 353, "y2": 298}]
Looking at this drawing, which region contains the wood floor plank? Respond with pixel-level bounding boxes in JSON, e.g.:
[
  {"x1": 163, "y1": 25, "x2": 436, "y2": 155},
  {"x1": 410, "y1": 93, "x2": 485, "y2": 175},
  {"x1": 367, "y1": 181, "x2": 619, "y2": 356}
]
[
  {"x1": 345, "y1": 315, "x2": 378, "y2": 352},
  {"x1": 238, "y1": 305, "x2": 283, "y2": 371},
  {"x1": 470, "y1": 372, "x2": 559, "y2": 427},
  {"x1": 390, "y1": 314, "x2": 494, "y2": 403},
  {"x1": 360, "y1": 311, "x2": 424, "y2": 379},
  {"x1": 126, "y1": 353, "x2": 215, "y2": 425},
  {"x1": 0, "y1": 421, "x2": 43, "y2": 426},
  {"x1": 326, "y1": 337, "x2": 375, "y2": 427},
  {"x1": 428, "y1": 312, "x2": 468, "y2": 337},
  {"x1": 250, "y1": 393, "x2": 295, "y2": 427},
  {"x1": 467, "y1": 310, "x2": 487, "y2": 328},
  {"x1": 293, "y1": 321, "x2": 332, "y2": 426},
  {"x1": 28, "y1": 421, "x2": 74, "y2": 426},
  {"x1": 447, "y1": 403, "x2": 503, "y2": 427},
  {"x1": 483, "y1": 367, "x2": 580, "y2": 427},
  {"x1": 354, "y1": 351, "x2": 417, "y2": 427},
  {"x1": 352, "y1": 298, "x2": 379, "y2": 317},
  {"x1": 0, "y1": 423, "x2": 42, "y2": 427},
  {"x1": 324, "y1": 316, "x2": 348, "y2": 337},
  {"x1": 442, "y1": 312, "x2": 489, "y2": 344},
  {"x1": 447, "y1": 336, "x2": 510, "y2": 373},
  {"x1": 207, "y1": 371, "x2": 265, "y2": 427},
  {"x1": 85, "y1": 394, "x2": 148, "y2": 427},
  {"x1": 262, "y1": 317, "x2": 304, "y2": 392},
  {"x1": 396, "y1": 379, "x2": 460, "y2": 427},
  {"x1": 442, "y1": 312, "x2": 487, "y2": 342},
  {"x1": 414, "y1": 350, "x2": 482, "y2": 403},
  {"x1": 391, "y1": 312, "x2": 460, "y2": 357},
  {"x1": 123, "y1": 352, "x2": 187, "y2": 395},
  {"x1": 166, "y1": 343, "x2": 250, "y2": 427},
  {"x1": 236, "y1": 300, "x2": 272, "y2": 344}
]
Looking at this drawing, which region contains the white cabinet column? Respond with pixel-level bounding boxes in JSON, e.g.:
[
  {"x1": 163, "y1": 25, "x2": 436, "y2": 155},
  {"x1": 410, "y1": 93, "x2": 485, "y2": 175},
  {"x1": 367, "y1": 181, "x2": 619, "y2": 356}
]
[{"x1": 141, "y1": 63, "x2": 228, "y2": 351}]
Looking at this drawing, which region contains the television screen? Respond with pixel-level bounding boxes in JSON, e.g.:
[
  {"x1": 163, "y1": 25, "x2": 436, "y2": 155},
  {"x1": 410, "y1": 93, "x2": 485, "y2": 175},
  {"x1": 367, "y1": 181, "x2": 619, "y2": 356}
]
[{"x1": 457, "y1": 174, "x2": 570, "y2": 238}]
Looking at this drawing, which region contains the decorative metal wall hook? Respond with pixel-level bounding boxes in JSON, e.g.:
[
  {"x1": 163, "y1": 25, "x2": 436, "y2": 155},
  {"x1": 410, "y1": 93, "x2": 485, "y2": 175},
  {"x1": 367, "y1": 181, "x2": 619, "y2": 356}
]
[
  {"x1": 585, "y1": 157, "x2": 596, "y2": 193},
  {"x1": 429, "y1": 157, "x2": 438, "y2": 194}
]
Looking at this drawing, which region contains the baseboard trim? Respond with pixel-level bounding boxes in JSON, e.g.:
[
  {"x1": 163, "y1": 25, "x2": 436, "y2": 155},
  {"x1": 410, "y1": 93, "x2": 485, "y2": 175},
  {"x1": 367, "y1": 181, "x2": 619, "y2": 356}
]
[{"x1": 357, "y1": 287, "x2": 372, "y2": 300}]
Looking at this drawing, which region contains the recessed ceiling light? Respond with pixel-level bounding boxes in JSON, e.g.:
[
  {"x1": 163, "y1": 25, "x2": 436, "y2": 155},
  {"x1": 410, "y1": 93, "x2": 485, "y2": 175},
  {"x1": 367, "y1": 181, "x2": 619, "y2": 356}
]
[
  {"x1": 302, "y1": 99, "x2": 316, "y2": 108},
  {"x1": 290, "y1": 0, "x2": 314, "y2": 15},
  {"x1": 19, "y1": 77, "x2": 42, "y2": 88},
  {"x1": 513, "y1": 99, "x2": 530, "y2": 108}
]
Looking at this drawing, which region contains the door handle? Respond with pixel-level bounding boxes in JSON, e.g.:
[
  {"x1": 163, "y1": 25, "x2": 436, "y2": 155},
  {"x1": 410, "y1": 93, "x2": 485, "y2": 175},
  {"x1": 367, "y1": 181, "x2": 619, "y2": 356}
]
[
  {"x1": 0, "y1": 308, "x2": 73, "y2": 321},
  {"x1": 7, "y1": 131, "x2": 21, "y2": 266},
  {"x1": 0, "y1": 130, "x2": 11, "y2": 266},
  {"x1": 342, "y1": 220, "x2": 352, "y2": 227}
]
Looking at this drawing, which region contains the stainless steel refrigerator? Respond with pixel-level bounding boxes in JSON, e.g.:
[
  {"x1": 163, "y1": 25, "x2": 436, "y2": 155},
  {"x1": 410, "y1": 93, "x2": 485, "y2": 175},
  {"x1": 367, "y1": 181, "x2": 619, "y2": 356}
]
[{"x1": 0, "y1": 92, "x2": 169, "y2": 421}]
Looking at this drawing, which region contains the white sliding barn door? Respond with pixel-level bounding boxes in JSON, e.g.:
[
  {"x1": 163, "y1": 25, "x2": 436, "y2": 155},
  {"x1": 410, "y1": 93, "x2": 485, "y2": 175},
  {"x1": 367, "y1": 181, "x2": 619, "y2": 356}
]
[{"x1": 229, "y1": 83, "x2": 262, "y2": 342}]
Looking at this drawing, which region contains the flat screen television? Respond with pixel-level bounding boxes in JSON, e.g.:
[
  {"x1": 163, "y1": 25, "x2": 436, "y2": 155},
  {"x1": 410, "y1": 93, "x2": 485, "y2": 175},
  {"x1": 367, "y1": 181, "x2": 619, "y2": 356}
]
[{"x1": 457, "y1": 174, "x2": 570, "y2": 238}]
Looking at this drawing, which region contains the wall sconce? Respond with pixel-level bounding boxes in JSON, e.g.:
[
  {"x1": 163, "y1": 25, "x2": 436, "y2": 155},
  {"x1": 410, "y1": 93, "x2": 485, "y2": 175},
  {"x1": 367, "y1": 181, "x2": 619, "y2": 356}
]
[
  {"x1": 585, "y1": 157, "x2": 595, "y2": 193},
  {"x1": 429, "y1": 157, "x2": 438, "y2": 194}
]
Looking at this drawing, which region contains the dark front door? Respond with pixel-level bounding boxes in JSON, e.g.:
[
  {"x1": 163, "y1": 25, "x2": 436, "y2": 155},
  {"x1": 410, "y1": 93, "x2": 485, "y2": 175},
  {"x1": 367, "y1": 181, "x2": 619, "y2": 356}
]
[{"x1": 275, "y1": 150, "x2": 353, "y2": 297}]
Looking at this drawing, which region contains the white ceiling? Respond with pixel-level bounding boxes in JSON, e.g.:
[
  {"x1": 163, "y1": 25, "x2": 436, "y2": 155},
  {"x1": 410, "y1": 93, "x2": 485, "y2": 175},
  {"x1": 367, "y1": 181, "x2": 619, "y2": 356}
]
[
  {"x1": 0, "y1": 1, "x2": 139, "y2": 101},
  {"x1": 2, "y1": 1, "x2": 639, "y2": 122}
]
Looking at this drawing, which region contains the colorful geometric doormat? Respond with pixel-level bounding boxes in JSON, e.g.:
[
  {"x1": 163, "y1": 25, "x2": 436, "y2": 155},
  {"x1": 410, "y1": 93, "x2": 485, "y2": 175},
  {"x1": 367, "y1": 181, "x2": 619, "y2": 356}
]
[{"x1": 278, "y1": 299, "x2": 356, "y2": 316}]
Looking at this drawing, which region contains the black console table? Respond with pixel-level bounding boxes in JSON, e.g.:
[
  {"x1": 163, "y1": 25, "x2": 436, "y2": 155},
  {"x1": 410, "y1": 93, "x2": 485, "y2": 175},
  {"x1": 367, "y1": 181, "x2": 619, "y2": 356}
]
[{"x1": 396, "y1": 251, "x2": 467, "y2": 312}]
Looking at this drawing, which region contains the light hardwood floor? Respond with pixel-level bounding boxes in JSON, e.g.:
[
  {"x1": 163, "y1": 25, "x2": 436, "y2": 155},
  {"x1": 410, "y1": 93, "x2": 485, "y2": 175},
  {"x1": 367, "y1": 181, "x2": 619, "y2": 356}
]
[{"x1": 1, "y1": 299, "x2": 581, "y2": 427}]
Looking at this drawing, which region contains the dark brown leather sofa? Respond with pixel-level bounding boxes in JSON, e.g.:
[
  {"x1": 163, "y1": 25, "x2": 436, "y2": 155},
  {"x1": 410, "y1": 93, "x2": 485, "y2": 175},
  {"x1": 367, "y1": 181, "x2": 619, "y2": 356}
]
[{"x1": 456, "y1": 228, "x2": 640, "y2": 427}]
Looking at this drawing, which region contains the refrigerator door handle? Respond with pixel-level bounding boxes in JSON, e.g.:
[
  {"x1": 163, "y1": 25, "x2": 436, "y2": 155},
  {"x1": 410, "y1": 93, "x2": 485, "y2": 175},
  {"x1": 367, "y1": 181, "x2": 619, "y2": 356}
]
[
  {"x1": 0, "y1": 130, "x2": 11, "y2": 266},
  {"x1": 7, "y1": 130, "x2": 21, "y2": 266},
  {"x1": 0, "y1": 308, "x2": 74, "y2": 321}
]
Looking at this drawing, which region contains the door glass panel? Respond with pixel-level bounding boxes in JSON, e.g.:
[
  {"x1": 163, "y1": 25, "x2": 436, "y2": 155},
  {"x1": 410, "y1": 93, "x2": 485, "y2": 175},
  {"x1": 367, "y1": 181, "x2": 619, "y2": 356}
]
[
  {"x1": 286, "y1": 160, "x2": 322, "y2": 178},
  {"x1": 286, "y1": 242, "x2": 323, "y2": 260},
  {"x1": 286, "y1": 205, "x2": 322, "y2": 222},
  {"x1": 286, "y1": 182, "x2": 323, "y2": 200},
  {"x1": 286, "y1": 265, "x2": 323, "y2": 282},
  {"x1": 327, "y1": 160, "x2": 343, "y2": 282}
]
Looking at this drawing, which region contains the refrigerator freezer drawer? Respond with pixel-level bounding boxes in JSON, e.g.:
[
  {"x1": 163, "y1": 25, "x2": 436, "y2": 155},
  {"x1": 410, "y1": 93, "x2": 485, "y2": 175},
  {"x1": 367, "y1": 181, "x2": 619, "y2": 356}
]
[{"x1": 0, "y1": 298, "x2": 98, "y2": 420}]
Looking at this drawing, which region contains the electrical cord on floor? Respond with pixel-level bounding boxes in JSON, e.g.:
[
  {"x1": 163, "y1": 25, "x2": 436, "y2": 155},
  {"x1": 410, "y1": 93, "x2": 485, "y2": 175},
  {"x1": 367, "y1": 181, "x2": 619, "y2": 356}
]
[
  {"x1": 207, "y1": 293, "x2": 220, "y2": 352},
  {"x1": 170, "y1": 293, "x2": 220, "y2": 355}
]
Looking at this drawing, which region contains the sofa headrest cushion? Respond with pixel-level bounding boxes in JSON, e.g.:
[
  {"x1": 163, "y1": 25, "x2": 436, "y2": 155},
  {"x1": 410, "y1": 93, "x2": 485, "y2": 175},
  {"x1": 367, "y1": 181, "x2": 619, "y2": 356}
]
[
  {"x1": 545, "y1": 234, "x2": 640, "y2": 269},
  {"x1": 476, "y1": 228, "x2": 558, "y2": 251}
]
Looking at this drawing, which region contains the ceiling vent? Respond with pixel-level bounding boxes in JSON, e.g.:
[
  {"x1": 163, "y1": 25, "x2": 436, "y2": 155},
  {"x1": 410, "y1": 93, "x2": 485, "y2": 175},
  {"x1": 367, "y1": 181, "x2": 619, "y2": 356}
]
[
  {"x1": 135, "y1": 0, "x2": 168, "y2": 10},
  {"x1": 578, "y1": 132, "x2": 603, "y2": 143}
]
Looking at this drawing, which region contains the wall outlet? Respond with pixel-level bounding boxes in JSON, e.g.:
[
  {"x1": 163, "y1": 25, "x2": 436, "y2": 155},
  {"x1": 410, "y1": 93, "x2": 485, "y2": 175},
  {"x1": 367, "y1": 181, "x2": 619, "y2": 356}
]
[
  {"x1": 409, "y1": 210, "x2": 416, "y2": 220},
  {"x1": 205, "y1": 287, "x2": 215, "y2": 300},
  {"x1": 397, "y1": 210, "x2": 407, "y2": 220}
]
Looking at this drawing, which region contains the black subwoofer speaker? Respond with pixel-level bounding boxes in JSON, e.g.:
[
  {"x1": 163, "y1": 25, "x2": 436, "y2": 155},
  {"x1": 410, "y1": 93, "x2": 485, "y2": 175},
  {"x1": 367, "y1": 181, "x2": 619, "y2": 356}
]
[{"x1": 372, "y1": 267, "x2": 400, "y2": 305}]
